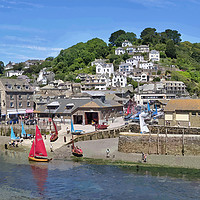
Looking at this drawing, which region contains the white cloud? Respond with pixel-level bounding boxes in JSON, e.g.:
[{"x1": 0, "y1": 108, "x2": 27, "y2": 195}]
[
  {"x1": 0, "y1": 24, "x2": 43, "y2": 33},
  {"x1": 0, "y1": 43, "x2": 62, "y2": 51},
  {"x1": 128, "y1": 0, "x2": 175, "y2": 8},
  {"x1": 4, "y1": 35, "x2": 47, "y2": 43},
  {"x1": 0, "y1": 0, "x2": 43, "y2": 8}
]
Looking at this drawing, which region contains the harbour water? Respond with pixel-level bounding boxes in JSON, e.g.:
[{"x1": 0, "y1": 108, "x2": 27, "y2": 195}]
[{"x1": 0, "y1": 151, "x2": 200, "y2": 200}]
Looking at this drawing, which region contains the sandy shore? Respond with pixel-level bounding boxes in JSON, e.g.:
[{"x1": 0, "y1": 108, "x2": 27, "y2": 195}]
[
  {"x1": 1, "y1": 135, "x2": 200, "y2": 169},
  {"x1": 1, "y1": 115, "x2": 200, "y2": 169}
]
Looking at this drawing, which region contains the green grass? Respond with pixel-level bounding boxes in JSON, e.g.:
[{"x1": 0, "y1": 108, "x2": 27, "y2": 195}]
[{"x1": 77, "y1": 157, "x2": 200, "y2": 181}]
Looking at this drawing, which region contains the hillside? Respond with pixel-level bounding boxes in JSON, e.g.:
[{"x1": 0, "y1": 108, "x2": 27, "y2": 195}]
[{"x1": 2, "y1": 28, "x2": 200, "y2": 96}]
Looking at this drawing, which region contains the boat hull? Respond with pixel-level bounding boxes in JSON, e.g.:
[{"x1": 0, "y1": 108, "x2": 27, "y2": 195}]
[
  {"x1": 72, "y1": 152, "x2": 83, "y2": 157},
  {"x1": 50, "y1": 134, "x2": 58, "y2": 142},
  {"x1": 28, "y1": 156, "x2": 50, "y2": 162}
]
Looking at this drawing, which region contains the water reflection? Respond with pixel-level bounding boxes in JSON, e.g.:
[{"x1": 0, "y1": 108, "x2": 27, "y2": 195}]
[{"x1": 30, "y1": 163, "x2": 48, "y2": 194}]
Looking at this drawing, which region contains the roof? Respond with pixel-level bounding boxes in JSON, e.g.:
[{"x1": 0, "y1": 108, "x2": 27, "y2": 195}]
[
  {"x1": 164, "y1": 99, "x2": 200, "y2": 112},
  {"x1": 36, "y1": 98, "x2": 122, "y2": 114},
  {"x1": 0, "y1": 78, "x2": 33, "y2": 92}
]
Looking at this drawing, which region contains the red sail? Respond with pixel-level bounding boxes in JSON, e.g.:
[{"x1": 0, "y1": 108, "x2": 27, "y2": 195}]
[
  {"x1": 29, "y1": 140, "x2": 35, "y2": 157},
  {"x1": 35, "y1": 125, "x2": 48, "y2": 158},
  {"x1": 52, "y1": 120, "x2": 58, "y2": 135}
]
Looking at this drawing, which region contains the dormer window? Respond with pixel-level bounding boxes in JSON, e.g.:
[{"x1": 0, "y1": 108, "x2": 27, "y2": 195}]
[
  {"x1": 19, "y1": 95, "x2": 22, "y2": 100},
  {"x1": 25, "y1": 85, "x2": 29, "y2": 90},
  {"x1": 17, "y1": 85, "x2": 21, "y2": 90},
  {"x1": 7, "y1": 85, "x2": 12, "y2": 89},
  {"x1": 66, "y1": 103, "x2": 74, "y2": 110}
]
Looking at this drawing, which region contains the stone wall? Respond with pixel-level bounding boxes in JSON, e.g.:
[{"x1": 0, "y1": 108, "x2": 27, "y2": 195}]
[{"x1": 118, "y1": 134, "x2": 200, "y2": 156}]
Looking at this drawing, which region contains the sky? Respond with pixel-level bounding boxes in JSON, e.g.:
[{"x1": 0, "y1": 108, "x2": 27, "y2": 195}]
[{"x1": 0, "y1": 0, "x2": 200, "y2": 65}]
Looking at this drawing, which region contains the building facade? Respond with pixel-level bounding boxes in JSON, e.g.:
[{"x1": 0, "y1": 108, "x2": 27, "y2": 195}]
[
  {"x1": 164, "y1": 99, "x2": 200, "y2": 127},
  {"x1": 0, "y1": 79, "x2": 34, "y2": 119}
]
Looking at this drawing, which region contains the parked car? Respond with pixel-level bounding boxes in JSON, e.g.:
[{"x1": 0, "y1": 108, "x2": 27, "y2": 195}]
[
  {"x1": 25, "y1": 119, "x2": 37, "y2": 125},
  {"x1": 7, "y1": 118, "x2": 19, "y2": 124}
]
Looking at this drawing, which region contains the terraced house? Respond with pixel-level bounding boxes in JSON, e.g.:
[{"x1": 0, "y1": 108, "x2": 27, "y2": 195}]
[{"x1": 0, "y1": 78, "x2": 34, "y2": 120}]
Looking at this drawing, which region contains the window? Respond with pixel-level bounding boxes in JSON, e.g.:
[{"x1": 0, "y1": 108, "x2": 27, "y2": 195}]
[
  {"x1": 19, "y1": 102, "x2": 22, "y2": 107},
  {"x1": 25, "y1": 86, "x2": 29, "y2": 90},
  {"x1": 17, "y1": 85, "x2": 21, "y2": 90},
  {"x1": 7, "y1": 85, "x2": 12, "y2": 89},
  {"x1": 192, "y1": 112, "x2": 196, "y2": 116},
  {"x1": 10, "y1": 95, "x2": 14, "y2": 100},
  {"x1": 27, "y1": 95, "x2": 30, "y2": 100},
  {"x1": 10, "y1": 102, "x2": 14, "y2": 108},
  {"x1": 19, "y1": 95, "x2": 22, "y2": 100},
  {"x1": 27, "y1": 102, "x2": 30, "y2": 107}
]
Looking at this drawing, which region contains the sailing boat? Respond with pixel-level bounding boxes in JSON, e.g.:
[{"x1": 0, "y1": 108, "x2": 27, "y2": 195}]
[
  {"x1": 28, "y1": 125, "x2": 51, "y2": 162},
  {"x1": 50, "y1": 119, "x2": 58, "y2": 142},
  {"x1": 21, "y1": 121, "x2": 32, "y2": 139},
  {"x1": 11, "y1": 126, "x2": 20, "y2": 141},
  {"x1": 71, "y1": 119, "x2": 83, "y2": 135},
  {"x1": 71, "y1": 135, "x2": 83, "y2": 157}
]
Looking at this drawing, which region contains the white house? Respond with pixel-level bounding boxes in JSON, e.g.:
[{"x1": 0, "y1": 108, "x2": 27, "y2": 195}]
[
  {"x1": 129, "y1": 73, "x2": 149, "y2": 82},
  {"x1": 115, "y1": 47, "x2": 126, "y2": 55},
  {"x1": 4, "y1": 61, "x2": 15, "y2": 71},
  {"x1": 119, "y1": 63, "x2": 134, "y2": 75},
  {"x1": 5, "y1": 70, "x2": 24, "y2": 77},
  {"x1": 112, "y1": 72, "x2": 127, "y2": 88},
  {"x1": 37, "y1": 68, "x2": 55, "y2": 85},
  {"x1": 139, "y1": 61, "x2": 154, "y2": 69},
  {"x1": 96, "y1": 63, "x2": 114, "y2": 77},
  {"x1": 132, "y1": 55, "x2": 144, "y2": 62},
  {"x1": 126, "y1": 47, "x2": 137, "y2": 54},
  {"x1": 149, "y1": 50, "x2": 160, "y2": 62},
  {"x1": 137, "y1": 45, "x2": 149, "y2": 53},
  {"x1": 122, "y1": 40, "x2": 132, "y2": 47},
  {"x1": 91, "y1": 59, "x2": 106, "y2": 66},
  {"x1": 126, "y1": 58, "x2": 139, "y2": 67},
  {"x1": 84, "y1": 74, "x2": 110, "y2": 90}
]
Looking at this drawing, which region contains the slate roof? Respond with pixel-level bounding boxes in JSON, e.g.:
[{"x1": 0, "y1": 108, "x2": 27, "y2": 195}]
[
  {"x1": 36, "y1": 98, "x2": 122, "y2": 114},
  {"x1": 164, "y1": 99, "x2": 200, "y2": 112},
  {"x1": 0, "y1": 78, "x2": 33, "y2": 92}
]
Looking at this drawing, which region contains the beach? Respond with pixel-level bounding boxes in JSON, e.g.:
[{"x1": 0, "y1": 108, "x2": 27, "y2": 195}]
[
  {"x1": 1, "y1": 116, "x2": 200, "y2": 169},
  {"x1": 1, "y1": 132, "x2": 200, "y2": 169}
]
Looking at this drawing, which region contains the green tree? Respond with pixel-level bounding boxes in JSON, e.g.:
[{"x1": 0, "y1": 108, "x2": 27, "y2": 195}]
[
  {"x1": 164, "y1": 29, "x2": 181, "y2": 44},
  {"x1": 153, "y1": 77, "x2": 160, "y2": 82},
  {"x1": 109, "y1": 30, "x2": 126, "y2": 46},
  {"x1": 165, "y1": 40, "x2": 176, "y2": 59},
  {"x1": 115, "y1": 32, "x2": 137, "y2": 47},
  {"x1": 140, "y1": 28, "x2": 158, "y2": 44}
]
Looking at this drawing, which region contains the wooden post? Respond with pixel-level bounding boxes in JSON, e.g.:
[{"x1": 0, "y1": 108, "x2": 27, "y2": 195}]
[
  {"x1": 157, "y1": 128, "x2": 160, "y2": 155},
  {"x1": 148, "y1": 130, "x2": 151, "y2": 154},
  {"x1": 165, "y1": 128, "x2": 167, "y2": 155},
  {"x1": 182, "y1": 128, "x2": 185, "y2": 156}
]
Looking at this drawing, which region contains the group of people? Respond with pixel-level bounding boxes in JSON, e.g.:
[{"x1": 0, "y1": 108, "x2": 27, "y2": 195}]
[{"x1": 8, "y1": 141, "x2": 19, "y2": 147}]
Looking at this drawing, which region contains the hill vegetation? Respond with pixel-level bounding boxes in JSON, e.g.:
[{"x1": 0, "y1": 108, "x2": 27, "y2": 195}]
[{"x1": 1, "y1": 28, "x2": 200, "y2": 96}]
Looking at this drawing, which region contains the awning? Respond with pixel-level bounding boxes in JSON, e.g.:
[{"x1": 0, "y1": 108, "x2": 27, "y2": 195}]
[
  {"x1": 26, "y1": 109, "x2": 34, "y2": 113},
  {"x1": 7, "y1": 111, "x2": 18, "y2": 115},
  {"x1": 18, "y1": 109, "x2": 26, "y2": 114}
]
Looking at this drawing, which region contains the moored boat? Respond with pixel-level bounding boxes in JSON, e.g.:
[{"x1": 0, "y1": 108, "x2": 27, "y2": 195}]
[
  {"x1": 50, "y1": 120, "x2": 58, "y2": 142},
  {"x1": 71, "y1": 136, "x2": 83, "y2": 157},
  {"x1": 28, "y1": 125, "x2": 51, "y2": 162}
]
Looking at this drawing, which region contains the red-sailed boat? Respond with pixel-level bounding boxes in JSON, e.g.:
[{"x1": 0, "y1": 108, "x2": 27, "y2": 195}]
[
  {"x1": 71, "y1": 136, "x2": 83, "y2": 157},
  {"x1": 50, "y1": 120, "x2": 58, "y2": 142},
  {"x1": 28, "y1": 125, "x2": 51, "y2": 162},
  {"x1": 95, "y1": 122, "x2": 109, "y2": 130}
]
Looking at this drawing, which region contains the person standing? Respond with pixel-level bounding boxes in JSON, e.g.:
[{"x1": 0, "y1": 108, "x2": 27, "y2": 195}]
[{"x1": 106, "y1": 148, "x2": 110, "y2": 158}]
